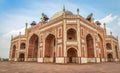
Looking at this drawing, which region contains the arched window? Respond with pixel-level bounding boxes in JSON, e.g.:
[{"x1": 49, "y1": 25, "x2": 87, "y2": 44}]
[
  {"x1": 106, "y1": 43, "x2": 112, "y2": 50},
  {"x1": 20, "y1": 43, "x2": 26, "y2": 49},
  {"x1": 67, "y1": 28, "x2": 77, "y2": 41}
]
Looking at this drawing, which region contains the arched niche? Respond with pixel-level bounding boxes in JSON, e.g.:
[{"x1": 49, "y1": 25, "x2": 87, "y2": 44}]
[
  {"x1": 20, "y1": 43, "x2": 26, "y2": 49},
  {"x1": 67, "y1": 28, "x2": 77, "y2": 41}
]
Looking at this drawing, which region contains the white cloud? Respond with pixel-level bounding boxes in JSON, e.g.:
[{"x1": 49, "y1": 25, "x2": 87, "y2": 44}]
[
  {"x1": 106, "y1": 27, "x2": 112, "y2": 35},
  {"x1": 3, "y1": 27, "x2": 25, "y2": 37},
  {"x1": 99, "y1": 14, "x2": 117, "y2": 24},
  {"x1": 117, "y1": 21, "x2": 120, "y2": 26},
  {"x1": 0, "y1": 27, "x2": 26, "y2": 58},
  {"x1": 117, "y1": 18, "x2": 120, "y2": 26}
]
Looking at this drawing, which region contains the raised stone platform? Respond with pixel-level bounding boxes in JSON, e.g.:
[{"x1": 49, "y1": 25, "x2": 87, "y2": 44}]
[{"x1": 0, "y1": 62, "x2": 120, "y2": 73}]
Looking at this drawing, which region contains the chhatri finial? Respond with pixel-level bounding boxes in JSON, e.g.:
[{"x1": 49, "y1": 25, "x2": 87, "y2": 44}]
[
  {"x1": 110, "y1": 31, "x2": 112, "y2": 35},
  {"x1": 77, "y1": 8, "x2": 79, "y2": 15},
  {"x1": 103, "y1": 23, "x2": 106, "y2": 34},
  {"x1": 63, "y1": 5, "x2": 65, "y2": 11},
  {"x1": 25, "y1": 22, "x2": 28, "y2": 29},
  {"x1": 19, "y1": 32, "x2": 21, "y2": 35},
  {"x1": 117, "y1": 36, "x2": 118, "y2": 40},
  {"x1": 103, "y1": 23, "x2": 106, "y2": 28}
]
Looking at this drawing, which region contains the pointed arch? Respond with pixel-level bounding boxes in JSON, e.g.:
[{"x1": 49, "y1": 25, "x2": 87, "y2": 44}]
[
  {"x1": 12, "y1": 45, "x2": 16, "y2": 58},
  {"x1": 67, "y1": 47, "x2": 77, "y2": 63},
  {"x1": 67, "y1": 28, "x2": 77, "y2": 41},
  {"x1": 28, "y1": 34, "x2": 39, "y2": 59},
  {"x1": 107, "y1": 53, "x2": 113, "y2": 62},
  {"x1": 19, "y1": 53, "x2": 25, "y2": 61},
  {"x1": 20, "y1": 43, "x2": 26, "y2": 49},
  {"x1": 106, "y1": 43, "x2": 112, "y2": 50},
  {"x1": 44, "y1": 34, "x2": 56, "y2": 62},
  {"x1": 86, "y1": 34, "x2": 94, "y2": 58}
]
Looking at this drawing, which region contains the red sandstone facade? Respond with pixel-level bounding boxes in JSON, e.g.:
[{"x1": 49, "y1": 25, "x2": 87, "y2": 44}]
[{"x1": 9, "y1": 8, "x2": 120, "y2": 63}]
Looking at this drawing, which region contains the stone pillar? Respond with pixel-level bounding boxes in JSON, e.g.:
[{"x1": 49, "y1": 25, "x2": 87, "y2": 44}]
[
  {"x1": 25, "y1": 23, "x2": 29, "y2": 61},
  {"x1": 43, "y1": 34, "x2": 45, "y2": 62},
  {"x1": 94, "y1": 34, "x2": 97, "y2": 63},
  {"x1": 9, "y1": 37, "x2": 12, "y2": 61},
  {"x1": 117, "y1": 36, "x2": 120, "y2": 61},
  {"x1": 16, "y1": 32, "x2": 21, "y2": 61},
  {"x1": 63, "y1": 14, "x2": 67, "y2": 63},
  {"x1": 77, "y1": 14, "x2": 81, "y2": 63}
]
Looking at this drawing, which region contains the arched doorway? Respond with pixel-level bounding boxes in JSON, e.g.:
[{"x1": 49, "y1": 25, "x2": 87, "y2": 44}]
[
  {"x1": 67, "y1": 28, "x2": 77, "y2": 41},
  {"x1": 107, "y1": 53, "x2": 113, "y2": 62},
  {"x1": 28, "y1": 34, "x2": 39, "y2": 61},
  {"x1": 98, "y1": 34, "x2": 104, "y2": 61},
  {"x1": 86, "y1": 34, "x2": 94, "y2": 58},
  {"x1": 12, "y1": 45, "x2": 16, "y2": 58},
  {"x1": 44, "y1": 34, "x2": 56, "y2": 62},
  {"x1": 19, "y1": 53, "x2": 25, "y2": 61},
  {"x1": 67, "y1": 48, "x2": 77, "y2": 63}
]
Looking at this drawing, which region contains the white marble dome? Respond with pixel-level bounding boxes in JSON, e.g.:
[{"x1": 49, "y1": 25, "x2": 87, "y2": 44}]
[{"x1": 50, "y1": 10, "x2": 73, "y2": 21}]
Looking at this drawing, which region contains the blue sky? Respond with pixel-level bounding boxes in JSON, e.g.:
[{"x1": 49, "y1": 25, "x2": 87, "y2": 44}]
[{"x1": 0, "y1": 0, "x2": 120, "y2": 58}]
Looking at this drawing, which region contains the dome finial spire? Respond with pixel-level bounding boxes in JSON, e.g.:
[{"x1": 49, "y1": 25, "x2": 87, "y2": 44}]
[
  {"x1": 63, "y1": 5, "x2": 65, "y2": 11},
  {"x1": 77, "y1": 8, "x2": 79, "y2": 15}
]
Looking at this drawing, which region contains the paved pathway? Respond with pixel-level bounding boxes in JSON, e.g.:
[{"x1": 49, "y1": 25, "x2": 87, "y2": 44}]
[{"x1": 0, "y1": 62, "x2": 120, "y2": 73}]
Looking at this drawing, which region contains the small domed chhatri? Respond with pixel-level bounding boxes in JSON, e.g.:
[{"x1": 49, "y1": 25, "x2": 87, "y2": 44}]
[
  {"x1": 30, "y1": 21, "x2": 36, "y2": 26},
  {"x1": 9, "y1": 6, "x2": 120, "y2": 64}
]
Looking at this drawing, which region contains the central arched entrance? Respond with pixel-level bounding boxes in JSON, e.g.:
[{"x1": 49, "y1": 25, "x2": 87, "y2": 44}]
[
  {"x1": 44, "y1": 34, "x2": 56, "y2": 63},
  {"x1": 28, "y1": 34, "x2": 39, "y2": 61},
  {"x1": 19, "y1": 53, "x2": 25, "y2": 61},
  {"x1": 67, "y1": 48, "x2": 77, "y2": 63},
  {"x1": 107, "y1": 53, "x2": 113, "y2": 62}
]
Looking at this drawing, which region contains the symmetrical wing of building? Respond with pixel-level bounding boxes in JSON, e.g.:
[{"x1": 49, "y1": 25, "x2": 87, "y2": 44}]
[{"x1": 9, "y1": 7, "x2": 120, "y2": 63}]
